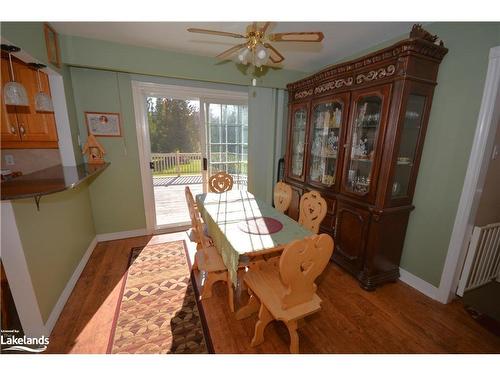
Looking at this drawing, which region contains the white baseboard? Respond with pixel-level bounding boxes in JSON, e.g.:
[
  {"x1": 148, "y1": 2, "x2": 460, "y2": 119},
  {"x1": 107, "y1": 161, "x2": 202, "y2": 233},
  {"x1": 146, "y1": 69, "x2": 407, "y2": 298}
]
[
  {"x1": 44, "y1": 236, "x2": 98, "y2": 335},
  {"x1": 399, "y1": 268, "x2": 441, "y2": 302},
  {"x1": 96, "y1": 228, "x2": 148, "y2": 242}
]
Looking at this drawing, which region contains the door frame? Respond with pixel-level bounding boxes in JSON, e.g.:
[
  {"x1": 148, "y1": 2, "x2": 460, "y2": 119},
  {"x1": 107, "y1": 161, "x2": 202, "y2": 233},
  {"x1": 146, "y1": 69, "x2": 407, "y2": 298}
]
[
  {"x1": 437, "y1": 45, "x2": 500, "y2": 303},
  {"x1": 131, "y1": 81, "x2": 248, "y2": 234}
]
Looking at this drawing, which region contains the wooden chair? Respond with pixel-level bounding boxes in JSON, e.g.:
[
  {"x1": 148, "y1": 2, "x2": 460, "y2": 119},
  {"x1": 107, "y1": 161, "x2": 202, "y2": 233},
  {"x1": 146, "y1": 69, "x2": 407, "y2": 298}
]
[
  {"x1": 208, "y1": 171, "x2": 233, "y2": 193},
  {"x1": 192, "y1": 210, "x2": 229, "y2": 300},
  {"x1": 274, "y1": 181, "x2": 293, "y2": 213},
  {"x1": 185, "y1": 186, "x2": 202, "y2": 249},
  {"x1": 240, "y1": 234, "x2": 334, "y2": 353},
  {"x1": 298, "y1": 190, "x2": 327, "y2": 234}
]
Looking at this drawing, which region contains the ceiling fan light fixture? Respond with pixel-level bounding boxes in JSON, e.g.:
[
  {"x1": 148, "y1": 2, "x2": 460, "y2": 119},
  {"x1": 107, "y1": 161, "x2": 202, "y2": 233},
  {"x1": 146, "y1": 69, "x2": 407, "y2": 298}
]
[
  {"x1": 238, "y1": 47, "x2": 251, "y2": 65},
  {"x1": 255, "y1": 43, "x2": 269, "y2": 61}
]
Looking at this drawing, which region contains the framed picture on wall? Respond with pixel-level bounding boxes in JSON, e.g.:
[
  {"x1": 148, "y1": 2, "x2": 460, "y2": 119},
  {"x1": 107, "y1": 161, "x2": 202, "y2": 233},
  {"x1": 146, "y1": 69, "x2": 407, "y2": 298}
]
[
  {"x1": 85, "y1": 112, "x2": 122, "y2": 137},
  {"x1": 44, "y1": 23, "x2": 61, "y2": 68}
]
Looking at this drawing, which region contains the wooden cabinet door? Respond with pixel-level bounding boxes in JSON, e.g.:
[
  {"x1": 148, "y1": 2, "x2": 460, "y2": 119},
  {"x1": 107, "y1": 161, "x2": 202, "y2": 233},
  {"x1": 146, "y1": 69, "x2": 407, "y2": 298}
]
[
  {"x1": 334, "y1": 200, "x2": 371, "y2": 270},
  {"x1": 340, "y1": 84, "x2": 392, "y2": 203},
  {"x1": 307, "y1": 93, "x2": 349, "y2": 191},
  {"x1": 285, "y1": 102, "x2": 310, "y2": 182},
  {"x1": 0, "y1": 57, "x2": 21, "y2": 143},
  {"x1": 14, "y1": 60, "x2": 58, "y2": 143}
]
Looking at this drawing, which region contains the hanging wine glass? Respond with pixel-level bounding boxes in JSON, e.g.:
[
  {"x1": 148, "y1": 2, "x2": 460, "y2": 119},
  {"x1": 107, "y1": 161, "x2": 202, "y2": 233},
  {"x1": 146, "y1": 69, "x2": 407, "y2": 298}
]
[
  {"x1": 1, "y1": 44, "x2": 29, "y2": 107},
  {"x1": 29, "y1": 63, "x2": 54, "y2": 112}
]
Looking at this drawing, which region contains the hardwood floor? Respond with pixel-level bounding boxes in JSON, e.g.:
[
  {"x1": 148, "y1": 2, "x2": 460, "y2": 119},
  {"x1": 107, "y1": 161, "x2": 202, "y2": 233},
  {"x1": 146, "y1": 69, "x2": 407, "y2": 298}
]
[{"x1": 46, "y1": 232, "x2": 500, "y2": 354}]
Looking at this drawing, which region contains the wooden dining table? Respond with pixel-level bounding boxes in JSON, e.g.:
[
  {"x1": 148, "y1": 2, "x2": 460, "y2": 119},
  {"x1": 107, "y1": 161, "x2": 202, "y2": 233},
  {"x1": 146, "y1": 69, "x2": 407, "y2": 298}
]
[{"x1": 196, "y1": 190, "x2": 313, "y2": 309}]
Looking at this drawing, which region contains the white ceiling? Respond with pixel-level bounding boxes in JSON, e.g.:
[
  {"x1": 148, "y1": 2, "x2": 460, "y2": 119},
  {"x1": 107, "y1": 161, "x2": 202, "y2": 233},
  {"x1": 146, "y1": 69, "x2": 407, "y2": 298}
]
[{"x1": 52, "y1": 22, "x2": 415, "y2": 72}]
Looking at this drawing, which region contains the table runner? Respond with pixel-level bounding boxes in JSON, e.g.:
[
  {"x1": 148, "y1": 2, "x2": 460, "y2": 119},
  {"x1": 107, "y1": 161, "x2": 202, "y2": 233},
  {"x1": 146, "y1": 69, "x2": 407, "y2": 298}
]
[{"x1": 196, "y1": 190, "x2": 312, "y2": 285}]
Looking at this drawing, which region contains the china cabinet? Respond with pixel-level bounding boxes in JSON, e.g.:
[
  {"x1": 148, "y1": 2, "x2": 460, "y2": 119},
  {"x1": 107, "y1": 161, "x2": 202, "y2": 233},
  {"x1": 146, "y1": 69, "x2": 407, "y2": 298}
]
[
  {"x1": 283, "y1": 25, "x2": 448, "y2": 289},
  {"x1": 1, "y1": 54, "x2": 58, "y2": 149}
]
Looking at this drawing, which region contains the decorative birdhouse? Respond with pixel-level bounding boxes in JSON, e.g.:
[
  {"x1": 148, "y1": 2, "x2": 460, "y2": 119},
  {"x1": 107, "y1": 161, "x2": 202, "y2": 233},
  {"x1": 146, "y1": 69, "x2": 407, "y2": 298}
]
[{"x1": 82, "y1": 134, "x2": 106, "y2": 165}]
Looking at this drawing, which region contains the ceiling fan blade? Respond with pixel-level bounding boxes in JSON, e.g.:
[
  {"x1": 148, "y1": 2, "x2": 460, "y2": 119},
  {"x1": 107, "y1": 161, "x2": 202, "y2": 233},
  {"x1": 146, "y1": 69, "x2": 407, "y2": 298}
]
[
  {"x1": 260, "y1": 22, "x2": 271, "y2": 34},
  {"x1": 215, "y1": 43, "x2": 248, "y2": 59},
  {"x1": 187, "y1": 28, "x2": 245, "y2": 39},
  {"x1": 268, "y1": 32, "x2": 324, "y2": 42},
  {"x1": 264, "y1": 43, "x2": 285, "y2": 64}
]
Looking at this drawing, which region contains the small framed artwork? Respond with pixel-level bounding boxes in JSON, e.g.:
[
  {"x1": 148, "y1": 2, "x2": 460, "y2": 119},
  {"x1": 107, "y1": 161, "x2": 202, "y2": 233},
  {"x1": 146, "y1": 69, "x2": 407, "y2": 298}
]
[
  {"x1": 44, "y1": 23, "x2": 61, "y2": 68},
  {"x1": 85, "y1": 112, "x2": 122, "y2": 137}
]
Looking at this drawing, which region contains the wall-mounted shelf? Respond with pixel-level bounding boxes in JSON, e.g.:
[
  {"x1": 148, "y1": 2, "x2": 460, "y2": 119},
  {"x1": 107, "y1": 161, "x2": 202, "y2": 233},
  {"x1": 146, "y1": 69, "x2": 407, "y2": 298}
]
[{"x1": 1, "y1": 162, "x2": 109, "y2": 210}]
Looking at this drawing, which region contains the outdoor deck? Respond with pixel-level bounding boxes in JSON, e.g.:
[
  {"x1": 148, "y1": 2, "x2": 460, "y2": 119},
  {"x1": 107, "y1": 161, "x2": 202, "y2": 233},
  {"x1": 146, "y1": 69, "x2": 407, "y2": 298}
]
[
  {"x1": 153, "y1": 173, "x2": 248, "y2": 227},
  {"x1": 153, "y1": 175, "x2": 203, "y2": 226}
]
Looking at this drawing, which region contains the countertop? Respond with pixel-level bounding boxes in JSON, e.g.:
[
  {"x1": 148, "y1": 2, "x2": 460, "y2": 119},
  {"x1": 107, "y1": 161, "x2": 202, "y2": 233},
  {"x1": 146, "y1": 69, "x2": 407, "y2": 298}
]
[{"x1": 1, "y1": 163, "x2": 110, "y2": 201}]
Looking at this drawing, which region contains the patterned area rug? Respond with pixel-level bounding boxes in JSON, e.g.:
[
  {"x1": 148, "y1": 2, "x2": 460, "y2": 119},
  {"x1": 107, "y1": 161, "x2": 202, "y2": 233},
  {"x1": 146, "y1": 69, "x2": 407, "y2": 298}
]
[{"x1": 107, "y1": 240, "x2": 212, "y2": 354}]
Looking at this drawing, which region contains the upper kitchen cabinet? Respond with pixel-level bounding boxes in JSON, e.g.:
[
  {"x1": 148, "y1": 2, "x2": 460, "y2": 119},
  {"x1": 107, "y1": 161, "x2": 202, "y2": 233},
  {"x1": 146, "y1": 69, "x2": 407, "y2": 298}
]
[{"x1": 1, "y1": 55, "x2": 58, "y2": 149}]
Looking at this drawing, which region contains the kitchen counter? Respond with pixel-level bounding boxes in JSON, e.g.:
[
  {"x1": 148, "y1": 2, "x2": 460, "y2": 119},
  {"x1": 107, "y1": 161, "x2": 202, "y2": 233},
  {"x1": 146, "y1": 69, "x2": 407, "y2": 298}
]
[{"x1": 1, "y1": 163, "x2": 109, "y2": 201}]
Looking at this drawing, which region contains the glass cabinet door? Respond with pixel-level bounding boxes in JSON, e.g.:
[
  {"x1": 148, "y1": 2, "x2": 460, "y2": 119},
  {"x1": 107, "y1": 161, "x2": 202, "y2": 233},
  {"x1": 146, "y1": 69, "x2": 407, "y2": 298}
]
[
  {"x1": 390, "y1": 94, "x2": 426, "y2": 198},
  {"x1": 308, "y1": 101, "x2": 344, "y2": 187},
  {"x1": 345, "y1": 95, "x2": 383, "y2": 195},
  {"x1": 289, "y1": 106, "x2": 308, "y2": 179}
]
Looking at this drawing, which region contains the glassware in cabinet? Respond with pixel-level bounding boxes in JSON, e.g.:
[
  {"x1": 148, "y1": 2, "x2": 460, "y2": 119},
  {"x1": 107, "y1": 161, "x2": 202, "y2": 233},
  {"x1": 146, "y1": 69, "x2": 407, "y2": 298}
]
[
  {"x1": 345, "y1": 95, "x2": 382, "y2": 194},
  {"x1": 290, "y1": 107, "x2": 308, "y2": 178},
  {"x1": 308, "y1": 101, "x2": 343, "y2": 187}
]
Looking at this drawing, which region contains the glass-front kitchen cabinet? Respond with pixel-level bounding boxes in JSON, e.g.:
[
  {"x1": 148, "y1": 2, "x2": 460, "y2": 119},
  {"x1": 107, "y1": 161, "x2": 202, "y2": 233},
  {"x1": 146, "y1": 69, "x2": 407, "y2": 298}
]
[{"x1": 283, "y1": 25, "x2": 448, "y2": 290}]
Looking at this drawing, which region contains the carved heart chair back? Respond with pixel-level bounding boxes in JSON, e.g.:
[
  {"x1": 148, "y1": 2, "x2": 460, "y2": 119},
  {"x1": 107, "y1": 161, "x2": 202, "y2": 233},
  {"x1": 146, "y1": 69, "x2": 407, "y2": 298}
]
[
  {"x1": 298, "y1": 190, "x2": 327, "y2": 234},
  {"x1": 208, "y1": 171, "x2": 234, "y2": 193},
  {"x1": 274, "y1": 181, "x2": 293, "y2": 213},
  {"x1": 279, "y1": 234, "x2": 334, "y2": 309}
]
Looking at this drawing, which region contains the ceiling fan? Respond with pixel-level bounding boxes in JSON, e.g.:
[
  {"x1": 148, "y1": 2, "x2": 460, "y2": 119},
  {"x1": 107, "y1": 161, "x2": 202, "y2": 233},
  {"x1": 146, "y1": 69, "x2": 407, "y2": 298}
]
[{"x1": 187, "y1": 22, "x2": 324, "y2": 68}]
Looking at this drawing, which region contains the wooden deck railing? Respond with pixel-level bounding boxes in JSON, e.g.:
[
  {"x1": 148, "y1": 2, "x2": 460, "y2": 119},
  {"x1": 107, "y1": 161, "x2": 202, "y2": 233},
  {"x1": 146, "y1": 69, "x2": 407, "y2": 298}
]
[
  {"x1": 151, "y1": 152, "x2": 248, "y2": 188},
  {"x1": 151, "y1": 152, "x2": 202, "y2": 176}
]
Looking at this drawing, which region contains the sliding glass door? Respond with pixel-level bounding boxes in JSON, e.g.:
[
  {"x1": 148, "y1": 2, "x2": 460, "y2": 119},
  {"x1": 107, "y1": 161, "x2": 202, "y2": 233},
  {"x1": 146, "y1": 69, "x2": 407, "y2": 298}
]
[
  {"x1": 203, "y1": 101, "x2": 248, "y2": 191},
  {"x1": 133, "y1": 81, "x2": 249, "y2": 233}
]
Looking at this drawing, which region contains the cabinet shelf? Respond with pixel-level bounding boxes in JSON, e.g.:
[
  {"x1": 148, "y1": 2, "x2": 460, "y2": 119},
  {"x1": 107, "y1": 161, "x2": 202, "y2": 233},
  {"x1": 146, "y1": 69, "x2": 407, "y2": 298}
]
[{"x1": 351, "y1": 157, "x2": 372, "y2": 162}]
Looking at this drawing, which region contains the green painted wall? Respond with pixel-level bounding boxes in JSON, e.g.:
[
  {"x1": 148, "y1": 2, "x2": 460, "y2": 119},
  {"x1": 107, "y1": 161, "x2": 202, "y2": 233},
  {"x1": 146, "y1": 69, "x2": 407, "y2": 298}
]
[
  {"x1": 61, "y1": 35, "x2": 306, "y2": 89},
  {"x1": 11, "y1": 184, "x2": 95, "y2": 322},
  {"x1": 248, "y1": 87, "x2": 285, "y2": 204},
  {"x1": 70, "y1": 68, "x2": 146, "y2": 233},
  {"x1": 324, "y1": 22, "x2": 500, "y2": 286}
]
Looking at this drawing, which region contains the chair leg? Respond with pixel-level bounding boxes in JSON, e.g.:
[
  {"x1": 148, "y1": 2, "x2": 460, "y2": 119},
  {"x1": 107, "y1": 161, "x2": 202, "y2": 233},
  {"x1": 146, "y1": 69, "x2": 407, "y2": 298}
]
[
  {"x1": 192, "y1": 253, "x2": 199, "y2": 271},
  {"x1": 201, "y1": 271, "x2": 227, "y2": 299},
  {"x1": 286, "y1": 320, "x2": 299, "y2": 354},
  {"x1": 250, "y1": 304, "x2": 273, "y2": 347},
  {"x1": 227, "y1": 275, "x2": 235, "y2": 313},
  {"x1": 237, "y1": 267, "x2": 247, "y2": 291},
  {"x1": 235, "y1": 288, "x2": 260, "y2": 320}
]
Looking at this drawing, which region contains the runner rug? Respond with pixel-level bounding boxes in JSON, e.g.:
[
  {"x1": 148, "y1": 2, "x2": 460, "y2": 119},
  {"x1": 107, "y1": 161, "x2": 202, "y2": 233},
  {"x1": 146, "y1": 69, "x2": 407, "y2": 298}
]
[{"x1": 107, "y1": 240, "x2": 212, "y2": 354}]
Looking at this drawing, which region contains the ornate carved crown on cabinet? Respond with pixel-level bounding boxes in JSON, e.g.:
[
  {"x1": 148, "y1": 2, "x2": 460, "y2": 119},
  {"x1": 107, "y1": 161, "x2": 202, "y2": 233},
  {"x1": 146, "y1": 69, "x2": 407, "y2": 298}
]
[{"x1": 283, "y1": 25, "x2": 448, "y2": 290}]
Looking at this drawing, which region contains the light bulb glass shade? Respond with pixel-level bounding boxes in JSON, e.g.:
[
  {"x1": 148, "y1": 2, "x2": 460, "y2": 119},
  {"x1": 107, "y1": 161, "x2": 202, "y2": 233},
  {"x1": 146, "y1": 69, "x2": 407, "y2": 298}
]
[
  {"x1": 4, "y1": 81, "x2": 29, "y2": 106},
  {"x1": 238, "y1": 47, "x2": 251, "y2": 65},
  {"x1": 255, "y1": 43, "x2": 269, "y2": 62},
  {"x1": 35, "y1": 91, "x2": 53, "y2": 112}
]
